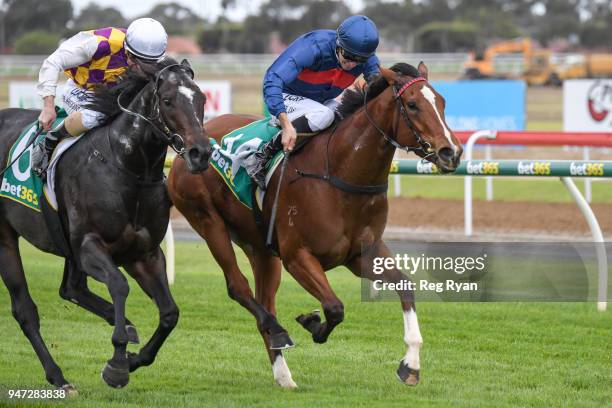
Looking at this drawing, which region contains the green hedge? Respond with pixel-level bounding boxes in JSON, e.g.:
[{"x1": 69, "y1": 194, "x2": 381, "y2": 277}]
[{"x1": 14, "y1": 30, "x2": 61, "y2": 55}]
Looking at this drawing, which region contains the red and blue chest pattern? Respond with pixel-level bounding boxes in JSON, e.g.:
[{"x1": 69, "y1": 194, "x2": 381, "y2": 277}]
[{"x1": 297, "y1": 68, "x2": 357, "y2": 90}]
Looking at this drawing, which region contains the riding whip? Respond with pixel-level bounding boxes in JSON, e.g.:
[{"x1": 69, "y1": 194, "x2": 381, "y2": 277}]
[
  {"x1": 266, "y1": 152, "x2": 289, "y2": 247},
  {"x1": 0, "y1": 125, "x2": 44, "y2": 178}
]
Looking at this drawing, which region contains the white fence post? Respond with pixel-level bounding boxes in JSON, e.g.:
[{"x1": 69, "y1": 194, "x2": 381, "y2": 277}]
[
  {"x1": 393, "y1": 150, "x2": 402, "y2": 197},
  {"x1": 465, "y1": 173, "x2": 473, "y2": 236},
  {"x1": 561, "y1": 177, "x2": 607, "y2": 312},
  {"x1": 394, "y1": 174, "x2": 401, "y2": 197},
  {"x1": 464, "y1": 130, "x2": 497, "y2": 236},
  {"x1": 485, "y1": 145, "x2": 494, "y2": 201},
  {"x1": 165, "y1": 220, "x2": 175, "y2": 285},
  {"x1": 583, "y1": 147, "x2": 592, "y2": 203}
]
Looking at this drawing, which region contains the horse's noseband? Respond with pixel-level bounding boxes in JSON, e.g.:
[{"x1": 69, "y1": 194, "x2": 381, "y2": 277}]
[
  {"x1": 117, "y1": 63, "x2": 197, "y2": 156},
  {"x1": 364, "y1": 76, "x2": 435, "y2": 161}
]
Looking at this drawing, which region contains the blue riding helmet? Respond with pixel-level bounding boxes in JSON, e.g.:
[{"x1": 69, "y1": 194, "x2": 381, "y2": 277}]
[{"x1": 336, "y1": 15, "x2": 379, "y2": 60}]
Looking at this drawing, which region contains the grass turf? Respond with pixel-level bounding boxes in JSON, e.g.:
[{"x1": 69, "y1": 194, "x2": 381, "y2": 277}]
[{"x1": 0, "y1": 241, "x2": 610, "y2": 407}]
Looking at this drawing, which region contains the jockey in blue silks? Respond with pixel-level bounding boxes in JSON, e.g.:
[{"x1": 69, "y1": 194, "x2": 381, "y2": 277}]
[{"x1": 246, "y1": 15, "x2": 380, "y2": 189}]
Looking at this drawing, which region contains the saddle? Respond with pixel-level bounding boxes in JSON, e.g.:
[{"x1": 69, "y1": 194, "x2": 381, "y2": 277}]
[
  {"x1": 0, "y1": 110, "x2": 79, "y2": 257},
  {"x1": 206, "y1": 116, "x2": 321, "y2": 252},
  {"x1": 250, "y1": 131, "x2": 319, "y2": 254},
  {"x1": 208, "y1": 117, "x2": 320, "y2": 210}
]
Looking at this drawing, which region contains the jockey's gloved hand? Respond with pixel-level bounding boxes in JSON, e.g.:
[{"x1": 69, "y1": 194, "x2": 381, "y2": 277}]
[
  {"x1": 278, "y1": 113, "x2": 297, "y2": 152},
  {"x1": 281, "y1": 126, "x2": 297, "y2": 152},
  {"x1": 38, "y1": 97, "x2": 57, "y2": 131}
]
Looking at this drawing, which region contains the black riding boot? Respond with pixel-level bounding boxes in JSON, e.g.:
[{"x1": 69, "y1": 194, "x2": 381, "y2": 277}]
[
  {"x1": 290, "y1": 116, "x2": 314, "y2": 134},
  {"x1": 246, "y1": 116, "x2": 315, "y2": 190},
  {"x1": 246, "y1": 131, "x2": 283, "y2": 190},
  {"x1": 32, "y1": 123, "x2": 71, "y2": 178}
]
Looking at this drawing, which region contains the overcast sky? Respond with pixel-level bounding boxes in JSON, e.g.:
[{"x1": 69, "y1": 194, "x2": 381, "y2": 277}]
[{"x1": 70, "y1": 0, "x2": 365, "y2": 22}]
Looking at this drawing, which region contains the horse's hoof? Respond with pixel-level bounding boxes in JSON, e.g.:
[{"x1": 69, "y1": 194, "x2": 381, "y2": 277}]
[
  {"x1": 275, "y1": 376, "x2": 298, "y2": 389},
  {"x1": 60, "y1": 383, "x2": 78, "y2": 397},
  {"x1": 126, "y1": 325, "x2": 140, "y2": 345},
  {"x1": 127, "y1": 351, "x2": 141, "y2": 372},
  {"x1": 296, "y1": 310, "x2": 321, "y2": 333},
  {"x1": 101, "y1": 362, "x2": 130, "y2": 388},
  {"x1": 269, "y1": 331, "x2": 295, "y2": 350},
  {"x1": 396, "y1": 361, "x2": 419, "y2": 386}
]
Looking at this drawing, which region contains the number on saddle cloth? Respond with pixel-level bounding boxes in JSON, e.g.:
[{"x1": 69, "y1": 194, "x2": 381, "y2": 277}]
[
  {"x1": 0, "y1": 109, "x2": 68, "y2": 211},
  {"x1": 208, "y1": 118, "x2": 280, "y2": 209}
]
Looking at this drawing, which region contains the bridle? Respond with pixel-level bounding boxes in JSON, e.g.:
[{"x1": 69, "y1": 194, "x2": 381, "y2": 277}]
[
  {"x1": 117, "y1": 63, "x2": 197, "y2": 156},
  {"x1": 364, "y1": 76, "x2": 435, "y2": 161},
  {"x1": 294, "y1": 75, "x2": 445, "y2": 195}
]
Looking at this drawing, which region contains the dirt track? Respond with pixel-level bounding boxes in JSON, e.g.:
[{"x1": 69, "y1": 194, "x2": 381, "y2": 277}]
[
  {"x1": 388, "y1": 197, "x2": 612, "y2": 236},
  {"x1": 172, "y1": 197, "x2": 612, "y2": 238}
]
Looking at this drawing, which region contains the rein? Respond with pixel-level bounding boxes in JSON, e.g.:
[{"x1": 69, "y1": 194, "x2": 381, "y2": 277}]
[
  {"x1": 0, "y1": 125, "x2": 43, "y2": 179},
  {"x1": 90, "y1": 65, "x2": 196, "y2": 228},
  {"x1": 294, "y1": 76, "x2": 434, "y2": 195},
  {"x1": 295, "y1": 124, "x2": 388, "y2": 195},
  {"x1": 93, "y1": 63, "x2": 197, "y2": 226},
  {"x1": 364, "y1": 76, "x2": 435, "y2": 161},
  {"x1": 117, "y1": 63, "x2": 193, "y2": 156},
  {"x1": 86, "y1": 127, "x2": 166, "y2": 186}
]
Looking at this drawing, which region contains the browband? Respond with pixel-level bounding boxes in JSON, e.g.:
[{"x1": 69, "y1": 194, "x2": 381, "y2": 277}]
[{"x1": 396, "y1": 77, "x2": 427, "y2": 97}]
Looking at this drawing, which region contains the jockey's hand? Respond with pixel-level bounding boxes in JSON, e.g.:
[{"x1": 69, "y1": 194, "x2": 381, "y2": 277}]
[
  {"x1": 278, "y1": 113, "x2": 297, "y2": 152},
  {"x1": 281, "y1": 125, "x2": 297, "y2": 152},
  {"x1": 38, "y1": 96, "x2": 56, "y2": 131}
]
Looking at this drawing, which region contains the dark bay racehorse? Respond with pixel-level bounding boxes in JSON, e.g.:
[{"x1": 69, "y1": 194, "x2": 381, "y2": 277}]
[
  {"x1": 0, "y1": 57, "x2": 210, "y2": 392},
  {"x1": 168, "y1": 62, "x2": 462, "y2": 387}
]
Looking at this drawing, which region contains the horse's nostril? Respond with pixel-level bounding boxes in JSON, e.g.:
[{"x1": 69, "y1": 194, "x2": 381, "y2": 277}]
[
  {"x1": 438, "y1": 147, "x2": 454, "y2": 162},
  {"x1": 185, "y1": 145, "x2": 211, "y2": 173},
  {"x1": 188, "y1": 147, "x2": 200, "y2": 161},
  {"x1": 187, "y1": 144, "x2": 212, "y2": 164}
]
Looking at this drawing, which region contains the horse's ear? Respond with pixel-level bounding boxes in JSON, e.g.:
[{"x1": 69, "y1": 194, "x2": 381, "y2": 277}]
[
  {"x1": 417, "y1": 61, "x2": 429, "y2": 80},
  {"x1": 379, "y1": 67, "x2": 397, "y2": 85},
  {"x1": 181, "y1": 58, "x2": 195, "y2": 79}
]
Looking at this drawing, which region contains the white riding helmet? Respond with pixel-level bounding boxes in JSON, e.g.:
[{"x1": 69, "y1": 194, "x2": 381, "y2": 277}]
[{"x1": 125, "y1": 18, "x2": 168, "y2": 61}]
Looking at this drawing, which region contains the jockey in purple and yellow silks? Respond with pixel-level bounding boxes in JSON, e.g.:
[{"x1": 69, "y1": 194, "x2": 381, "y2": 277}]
[
  {"x1": 31, "y1": 18, "x2": 168, "y2": 177},
  {"x1": 246, "y1": 15, "x2": 380, "y2": 189}
]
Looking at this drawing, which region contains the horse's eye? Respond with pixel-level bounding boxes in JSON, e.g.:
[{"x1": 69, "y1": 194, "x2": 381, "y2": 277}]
[
  {"x1": 163, "y1": 98, "x2": 172, "y2": 106},
  {"x1": 407, "y1": 101, "x2": 417, "y2": 110}
]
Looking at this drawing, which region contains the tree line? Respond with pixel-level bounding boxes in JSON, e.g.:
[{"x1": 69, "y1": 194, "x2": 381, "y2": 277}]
[{"x1": 2, "y1": 0, "x2": 612, "y2": 54}]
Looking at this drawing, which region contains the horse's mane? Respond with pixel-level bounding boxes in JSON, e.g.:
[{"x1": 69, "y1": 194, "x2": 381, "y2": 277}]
[
  {"x1": 85, "y1": 56, "x2": 180, "y2": 121},
  {"x1": 336, "y1": 63, "x2": 421, "y2": 120}
]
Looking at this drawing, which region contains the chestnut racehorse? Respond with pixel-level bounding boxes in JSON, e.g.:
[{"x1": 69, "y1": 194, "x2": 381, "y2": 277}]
[{"x1": 168, "y1": 62, "x2": 462, "y2": 388}]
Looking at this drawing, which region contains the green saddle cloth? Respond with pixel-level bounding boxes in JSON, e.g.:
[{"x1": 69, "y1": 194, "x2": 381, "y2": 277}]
[
  {"x1": 0, "y1": 108, "x2": 68, "y2": 211},
  {"x1": 209, "y1": 118, "x2": 281, "y2": 209}
]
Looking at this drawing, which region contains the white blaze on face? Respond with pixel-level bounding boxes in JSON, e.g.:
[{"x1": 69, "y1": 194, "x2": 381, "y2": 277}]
[
  {"x1": 179, "y1": 84, "x2": 202, "y2": 124},
  {"x1": 178, "y1": 85, "x2": 195, "y2": 105},
  {"x1": 420, "y1": 85, "x2": 457, "y2": 153}
]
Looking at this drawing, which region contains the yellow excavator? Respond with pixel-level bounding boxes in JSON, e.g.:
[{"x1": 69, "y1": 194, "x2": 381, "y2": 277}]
[
  {"x1": 463, "y1": 37, "x2": 612, "y2": 85},
  {"x1": 462, "y1": 38, "x2": 531, "y2": 80},
  {"x1": 524, "y1": 51, "x2": 612, "y2": 86}
]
